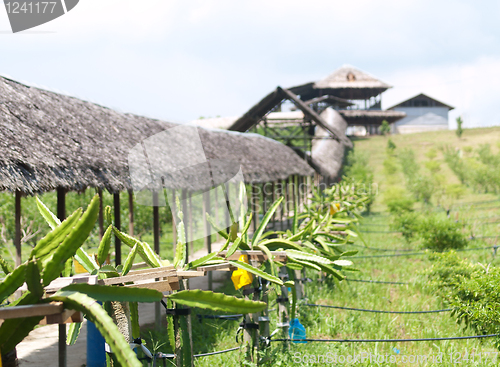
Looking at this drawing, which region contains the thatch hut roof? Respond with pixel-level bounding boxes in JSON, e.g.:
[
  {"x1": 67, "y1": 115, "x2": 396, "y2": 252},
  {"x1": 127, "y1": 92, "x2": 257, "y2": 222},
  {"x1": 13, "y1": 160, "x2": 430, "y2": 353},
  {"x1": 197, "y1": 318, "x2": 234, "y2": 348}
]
[
  {"x1": 338, "y1": 109, "x2": 406, "y2": 125},
  {"x1": 0, "y1": 75, "x2": 313, "y2": 194},
  {"x1": 289, "y1": 65, "x2": 392, "y2": 101}
]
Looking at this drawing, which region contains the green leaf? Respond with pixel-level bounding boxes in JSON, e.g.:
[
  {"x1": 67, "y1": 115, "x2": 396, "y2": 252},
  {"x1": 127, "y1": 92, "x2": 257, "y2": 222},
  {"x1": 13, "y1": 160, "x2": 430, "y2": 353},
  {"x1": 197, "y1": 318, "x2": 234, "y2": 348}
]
[
  {"x1": 42, "y1": 195, "x2": 100, "y2": 286},
  {"x1": 130, "y1": 302, "x2": 140, "y2": 339},
  {"x1": 166, "y1": 298, "x2": 175, "y2": 348},
  {"x1": 318, "y1": 263, "x2": 345, "y2": 281},
  {"x1": 26, "y1": 260, "x2": 43, "y2": 299},
  {"x1": 225, "y1": 236, "x2": 242, "y2": 258},
  {"x1": 288, "y1": 257, "x2": 321, "y2": 271},
  {"x1": 332, "y1": 259, "x2": 353, "y2": 266},
  {"x1": 75, "y1": 248, "x2": 99, "y2": 273},
  {"x1": 122, "y1": 244, "x2": 138, "y2": 276},
  {"x1": 258, "y1": 239, "x2": 303, "y2": 251},
  {"x1": 168, "y1": 290, "x2": 267, "y2": 314},
  {"x1": 256, "y1": 244, "x2": 276, "y2": 277},
  {"x1": 36, "y1": 196, "x2": 61, "y2": 230},
  {"x1": 285, "y1": 262, "x2": 303, "y2": 271},
  {"x1": 252, "y1": 197, "x2": 283, "y2": 248},
  {"x1": 340, "y1": 250, "x2": 358, "y2": 257},
  {"x1": 60, "y1": 284, "x2": 163, "y2": 303},
  {"x1": 97, "y1": 225, "x2": 113, "y2": 266},
  {"x1": 286, "y1": 250, "x2": 332, "y2": 265},
  {"x1": 228, "y1": 260, "x2": 283, "y2": 286},
  {"x1": 173, "y1": 222, "x2": 186, "y2": 269},
  {"x1": 67, "y1": 322, "x2": 82, "y2": 345},
  {"x1": 186, "y1": 252, "x2": 222, "y2": 270},
  {"x1": 206, "y1": 213, "x2": 229, "y2": 240},
  {"x1": 112, "y1": 228, "x2": 162, "y2": 268},
  {"x1": 31, "y1": 209, "x2": 82, "y2": 260},
  {"x1": 0, "y1": 263, "x2": 27, "y2": 304},
  {"x1": 49, "y1": 291, "x2": 142, "y2": 367},
  {"x1": 0, "y1": 255, "x2": 12, "y2": 275}
]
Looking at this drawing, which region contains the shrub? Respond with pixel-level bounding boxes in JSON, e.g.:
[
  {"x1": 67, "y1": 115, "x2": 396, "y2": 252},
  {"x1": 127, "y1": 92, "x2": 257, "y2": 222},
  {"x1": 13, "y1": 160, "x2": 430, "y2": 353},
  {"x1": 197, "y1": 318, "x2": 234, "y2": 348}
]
[
  {"x1": 446, "y1": 184, "x2": 466, "y2": 200},
  {"x1": 408, "y1": 175, "x2": 435, "y2": 204},
  {"x1": 383, "y1": 157, "x2": 398, "y2": 176},
  {"x1": 425, "y1": 148, "x2": 437, "y2": 160},
  {"x1": 387, "y1": 138, "x2": 396, "y2": 153},
  {"x1": 425, "y1": 252, "x2": 500, "y2": 346},
  {"x1": 380, "y1": 120, "x2": 391, "y2": 135},
  {"x1": 390, "y1": 211, "x2": 420, "y2": 243},
  {"x1": 424, "y1": 160, "x2": 440, "y2": 173},
  {"x1": 456, "y1": 116, "x2": 463, "y2": 138},
  {"x1": 398, "y1": 148, "x2": 419, "y2": 180},
  {"x1": 417, "y1": 215, "x2": 467, "y2": 251},
  {"x1": 384, "y1": 187, "x2": 414, "y2": 214},
  {"x1": 343, "y1": 149, "x2": 374, "y2": 183}
]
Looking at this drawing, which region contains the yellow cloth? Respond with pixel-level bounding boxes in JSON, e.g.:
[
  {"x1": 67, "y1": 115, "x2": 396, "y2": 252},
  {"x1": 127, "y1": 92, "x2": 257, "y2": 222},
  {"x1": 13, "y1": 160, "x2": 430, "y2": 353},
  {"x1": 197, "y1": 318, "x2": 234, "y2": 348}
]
[{"x1": 231, "y1": 255, "x2": 253, "y2": 290}]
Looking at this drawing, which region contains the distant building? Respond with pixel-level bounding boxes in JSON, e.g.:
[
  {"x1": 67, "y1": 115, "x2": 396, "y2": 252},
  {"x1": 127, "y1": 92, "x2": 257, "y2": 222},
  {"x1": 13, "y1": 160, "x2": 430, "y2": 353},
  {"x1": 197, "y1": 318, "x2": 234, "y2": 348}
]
[{"x1": 388, "y1": 93, "x2": 454, "y2": 134}]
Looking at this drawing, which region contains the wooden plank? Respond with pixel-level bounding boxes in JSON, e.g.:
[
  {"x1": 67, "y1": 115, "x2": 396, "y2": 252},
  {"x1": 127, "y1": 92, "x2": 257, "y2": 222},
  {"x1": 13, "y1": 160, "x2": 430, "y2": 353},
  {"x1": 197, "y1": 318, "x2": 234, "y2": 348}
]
[
  {"x1": 125, "y1": 280, "x2": 177, "y2": 292},
  {"x1": 44, "y1": 275, "x2": 98, "y2": 294},
  {"x1": 219, "y1": 250, "x2": 287, "y2": 262},
  {"x1": 177, "y1": 271, "x2": 205, "y2": 279},
  {"x1": 0, "y1": 302, "x2": 64, "y2": 320},
  {"x1": 41, "y1": 310, "x2": 83, "y2": 325},
  {"x1": 98, "y1": 269, "x2": 176, "y2": 286},
  {"x1": 197, "y1": 263, "x2": 237, "y2": 272},
  {"x1": 127, "y1": 265, "x2": 175, "y2": 275}
]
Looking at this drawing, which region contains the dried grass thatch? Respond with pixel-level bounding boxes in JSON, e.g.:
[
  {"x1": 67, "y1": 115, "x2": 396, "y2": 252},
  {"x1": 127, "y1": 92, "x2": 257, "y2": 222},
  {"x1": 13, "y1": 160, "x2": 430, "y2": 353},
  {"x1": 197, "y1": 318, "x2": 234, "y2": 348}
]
[{"x1": 0, "y1": 76, "x2": 313, "y2": 194}]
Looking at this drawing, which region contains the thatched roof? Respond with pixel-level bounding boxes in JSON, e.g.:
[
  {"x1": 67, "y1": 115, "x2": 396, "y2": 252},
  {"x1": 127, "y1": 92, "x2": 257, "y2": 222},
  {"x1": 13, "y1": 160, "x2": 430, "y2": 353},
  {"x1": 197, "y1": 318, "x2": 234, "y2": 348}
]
[
  {"x1": 0, "y1": 76, "x2": 313, "y2": 194},
  {"x1": 289, "y1": 65, "x2": 392, "y2": 101},
  {"x1": 338, "y1": 109, "x2": 406, "y2": 125}
]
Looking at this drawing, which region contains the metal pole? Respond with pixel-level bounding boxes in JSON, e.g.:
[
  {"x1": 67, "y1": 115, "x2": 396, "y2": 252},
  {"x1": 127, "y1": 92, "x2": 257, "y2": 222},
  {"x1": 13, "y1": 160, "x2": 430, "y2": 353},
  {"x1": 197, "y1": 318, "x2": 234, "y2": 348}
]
[
  {"x1": 57, "y1": 188, "x2": 66, "y2": 367},
  {"x1": 182, "y1": 190, "x2": 189, "y2": 262},
  {"x1": 113, "y1": 193, "x2": 121, "y2": 266}
]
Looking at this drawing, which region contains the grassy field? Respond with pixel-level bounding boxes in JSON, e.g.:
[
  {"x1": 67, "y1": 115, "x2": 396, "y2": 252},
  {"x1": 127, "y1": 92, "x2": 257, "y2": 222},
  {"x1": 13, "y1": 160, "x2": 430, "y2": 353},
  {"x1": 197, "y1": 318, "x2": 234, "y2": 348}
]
[{"x1": 140, "y1": 127, "x2": 500, "y2": 366}]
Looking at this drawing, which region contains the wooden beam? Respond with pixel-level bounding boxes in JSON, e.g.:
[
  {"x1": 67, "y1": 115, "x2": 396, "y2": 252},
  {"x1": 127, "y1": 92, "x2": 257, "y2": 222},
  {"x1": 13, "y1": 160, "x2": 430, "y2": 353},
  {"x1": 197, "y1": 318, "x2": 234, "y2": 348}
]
[
  {"x1": 98, "y1": 189, "x2": 104, "y2": 238},
  {"x1": 153, "y1": 191, "x2": 160, "y2": 256},
  {"x1": 14, "y1": 191, "x2": 21, "y2": 267},
  {"x1": 202, "y1": 191, "x2": 213, "y2": 290},
  {"x1": 113, "y1": 193, "x2": 121, "y2": 266},
  {"x1": 0, "y1": 302, "x2": 64, "y2": 320},
  {"x1": 56, "y1": 187, "x2": 66, "y2": 367},
  {"x1": 128, "y1": 190, "x2": 134, "y2": 236}
]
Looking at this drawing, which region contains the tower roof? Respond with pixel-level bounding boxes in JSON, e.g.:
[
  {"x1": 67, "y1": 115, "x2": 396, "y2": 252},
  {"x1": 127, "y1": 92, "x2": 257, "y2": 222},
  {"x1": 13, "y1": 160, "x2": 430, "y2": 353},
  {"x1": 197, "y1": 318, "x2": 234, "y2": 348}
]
[
  {"x1": 388, "y1": 93, "x2": 454, "y2": 110},
  {"x1": 290, "y1": 65, "x2": 392, "y2": 100}
]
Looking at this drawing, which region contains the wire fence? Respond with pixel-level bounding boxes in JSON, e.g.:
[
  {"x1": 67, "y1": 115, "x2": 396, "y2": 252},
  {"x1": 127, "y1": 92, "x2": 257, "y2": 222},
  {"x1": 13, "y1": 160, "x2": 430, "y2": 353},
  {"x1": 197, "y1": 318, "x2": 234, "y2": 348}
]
[
  {"x1": 270, "y1": 334, "x2": 499, "y2": 343},
  {"x1": 304, "y1": 303, "x2": 451, "y2": 314}
]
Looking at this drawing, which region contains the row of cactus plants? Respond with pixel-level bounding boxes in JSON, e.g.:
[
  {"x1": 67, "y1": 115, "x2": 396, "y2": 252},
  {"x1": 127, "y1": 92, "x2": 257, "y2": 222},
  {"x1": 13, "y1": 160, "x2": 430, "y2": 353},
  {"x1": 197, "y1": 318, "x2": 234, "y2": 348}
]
[{"x1": 0, "y1": 180, "x2": 370, "y2": 366}]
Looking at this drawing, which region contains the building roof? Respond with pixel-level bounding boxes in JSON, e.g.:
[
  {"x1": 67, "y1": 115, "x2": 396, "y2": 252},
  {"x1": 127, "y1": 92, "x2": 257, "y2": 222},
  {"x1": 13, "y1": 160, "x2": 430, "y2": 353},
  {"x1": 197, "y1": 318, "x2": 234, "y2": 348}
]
[
  {"x1": 397, "y1": 112, "x2": 449, "y2": 126},
  {"x1": 0, "y1": 75, "x2": 313, "y2": 194},
  {"x1": 387, "y1": 93, "x2": 455, "y2": 110},
  {"x1": 289, "y1": 65, "x2": 392, "y2": 100}
]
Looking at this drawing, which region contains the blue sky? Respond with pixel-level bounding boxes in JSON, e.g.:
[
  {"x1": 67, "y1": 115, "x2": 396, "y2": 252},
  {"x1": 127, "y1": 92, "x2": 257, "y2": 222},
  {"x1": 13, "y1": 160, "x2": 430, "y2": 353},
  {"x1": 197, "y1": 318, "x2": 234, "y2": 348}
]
[{"x1": 1, "y1": 0, "x2": 499, "y2": 128}]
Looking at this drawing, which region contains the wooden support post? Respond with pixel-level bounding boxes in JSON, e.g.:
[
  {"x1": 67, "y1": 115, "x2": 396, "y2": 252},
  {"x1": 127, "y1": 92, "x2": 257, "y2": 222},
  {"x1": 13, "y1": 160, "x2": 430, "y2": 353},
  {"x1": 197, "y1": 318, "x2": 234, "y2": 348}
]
[
  {"x1": 98, "y1": 189, "x2": 104, "y2": 238},
  {"x1": 56, "y1": 188, "x2": 66, "y2": 367},
  {"x1": 243, "y1": 285, "x2": 258, "y2": 363},
  {"x1": 259, "y1": 280, "x2": 270, "y2": 343},
  {"x1": 181, "y1": 190, "x2": 189, "y2": 263},
  {"x1": 113, "y1": 193, "x2": 121, "y2": 266},
  {"x1": 279, "y1": 181, "x2": 284, "y2": 232},
  {"x1": 271, "y1": 182, "x2": 276, "y2": 228},
  {"x1": 128, "y1": 190, "x2": 134, "y2": 236},
  {"x1": 153, "y1": 191, "x2": 161, "y2": 332},
  {"x1": 224, "y1": 183, "x2": 230, "y2": 229},
  {"x1": 202, "y1": 191, "x2": 213, "y2": 290},
  {"x1": 14, "y1": 191, "x2": 21, "y2": 267},
  {"x1": 283, "y1": 178, "x2": 289, "y2": 229},
  {"x1": 188, "y1": 194, "x2": 194, "y2": 257},
  {"x1": 214, "y1": 187, "x2": 219, "y2": 241},
  {"x1": 251, "y1": 184, "x2": 258, "y2": 233},
  {"x1": 172, "y1": 190, "x2": 177, "y2": 252}
]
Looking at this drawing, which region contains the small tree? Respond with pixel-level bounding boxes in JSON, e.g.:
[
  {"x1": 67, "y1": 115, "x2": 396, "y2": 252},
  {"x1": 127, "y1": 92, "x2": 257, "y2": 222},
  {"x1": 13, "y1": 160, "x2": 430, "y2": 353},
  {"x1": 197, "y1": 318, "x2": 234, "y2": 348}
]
[
  {"x1": 456, "y1": 116, "x2": 463, "y2": 138},
  {"x1": 380, "y1": 120, "x2": 391, "y2": 136}
]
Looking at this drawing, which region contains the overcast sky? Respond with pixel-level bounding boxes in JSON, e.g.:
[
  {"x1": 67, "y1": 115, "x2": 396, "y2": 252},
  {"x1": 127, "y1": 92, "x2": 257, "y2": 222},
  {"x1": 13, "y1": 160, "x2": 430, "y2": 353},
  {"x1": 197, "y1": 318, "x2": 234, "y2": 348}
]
[{"x1": 1, "y1": 0, "x2": 499, "y2": 128}]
